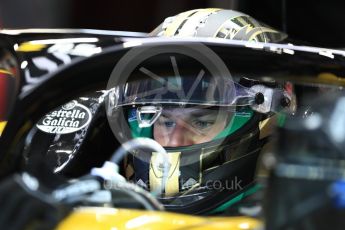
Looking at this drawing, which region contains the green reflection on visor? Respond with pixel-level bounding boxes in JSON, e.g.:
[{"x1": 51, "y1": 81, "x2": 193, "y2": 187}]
[{"x1": 128, "y1": 107, "x2": 253, "y2": 140}]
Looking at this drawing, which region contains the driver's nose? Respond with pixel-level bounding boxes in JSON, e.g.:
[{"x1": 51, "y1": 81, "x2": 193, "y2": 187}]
[{"x1": 167, "y1": 123, "x2": 194, "y2": 147}]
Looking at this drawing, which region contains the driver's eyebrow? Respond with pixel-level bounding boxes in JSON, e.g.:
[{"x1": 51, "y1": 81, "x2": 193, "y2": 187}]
[
  {"x1": 189, "y1": 109, "x2": 218, "y2": 117},
  {"x1": 161, "y1": 109, "x2": 218, "y2": 118}
]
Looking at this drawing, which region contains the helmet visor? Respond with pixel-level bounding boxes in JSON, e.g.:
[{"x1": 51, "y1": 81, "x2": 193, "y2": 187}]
[
  {"x1": 127, "y1": 106, "x2": 253, "y2": 147},
  {"x1": 108, "y1": 75, "x2": 257, "y2": 108}
]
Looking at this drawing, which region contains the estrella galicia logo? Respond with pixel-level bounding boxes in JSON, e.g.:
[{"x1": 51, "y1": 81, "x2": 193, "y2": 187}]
[{"x1": 36, "y1": 100, "x2": 92, "y2": 134}]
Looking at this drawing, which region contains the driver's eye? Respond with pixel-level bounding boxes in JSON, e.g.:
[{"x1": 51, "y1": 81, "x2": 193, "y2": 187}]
[
  {"x1": 157, "y1": 116, "x2": 176, "y2": 128},
  {"x1": 191, "y1": 120, "x2": 215, "y2": 130},
  {"x1": 164, "y1": 121, "x2": 175, "y2": 128}
]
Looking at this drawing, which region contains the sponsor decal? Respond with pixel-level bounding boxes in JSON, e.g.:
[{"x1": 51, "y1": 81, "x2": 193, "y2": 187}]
[{"x1": 36, "y1": 100, "x2": 92, "y2": 134}]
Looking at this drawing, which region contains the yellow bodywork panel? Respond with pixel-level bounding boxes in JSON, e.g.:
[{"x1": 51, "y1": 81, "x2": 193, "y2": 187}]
[
  {"x1": 57, "y1": 207, "x2": 262, "y2": 230},
  {"x1": 0, "y1": 121, "x2": 7, "y2": 136},
  {"x1": 16, "y1": 42, "x2": 47, "y2": 52}
]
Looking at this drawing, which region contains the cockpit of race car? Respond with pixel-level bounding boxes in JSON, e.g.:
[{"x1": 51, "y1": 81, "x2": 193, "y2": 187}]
[{"x1": 1, "y1": 8, "x2": 345, "y2": 230}]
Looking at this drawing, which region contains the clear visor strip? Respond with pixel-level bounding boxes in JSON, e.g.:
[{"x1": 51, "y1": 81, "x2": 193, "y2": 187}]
[{"x1": 106, "y1": 84, "x2": 290, "y2": 116}]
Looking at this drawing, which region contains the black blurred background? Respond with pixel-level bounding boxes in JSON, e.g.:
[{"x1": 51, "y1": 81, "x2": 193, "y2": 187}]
[{"x1": 0, "y1": 0, "x2": 344, "y2": 48}]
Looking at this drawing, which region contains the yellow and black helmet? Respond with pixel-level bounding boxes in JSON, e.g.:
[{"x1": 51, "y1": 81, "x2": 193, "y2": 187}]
[
  {"x1": 105, "y1": 9, "x2": 293, "y2": 214},
  {"x1": 150, "y1": 8, "x2": 287, "y2": 42}
]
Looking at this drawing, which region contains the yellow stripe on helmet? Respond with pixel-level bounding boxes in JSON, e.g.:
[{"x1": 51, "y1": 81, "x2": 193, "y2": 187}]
[
  {"x1": 214, "y1": 15, "x2": 279, "y2": 41},
  {"x1": 149, "y1": 152, "x2": 181, "y2": 196},
  {"x1": 213, "y1": 16, "x2": 240, "y2": 38},
  {"x1": 248, "y1": 27, "x2": 279, "y2": 42}
]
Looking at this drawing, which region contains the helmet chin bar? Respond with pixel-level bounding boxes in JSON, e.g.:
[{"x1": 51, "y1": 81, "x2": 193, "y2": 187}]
[{"x1": 92, "y1": 137, "x2": 170, "y2": 197}]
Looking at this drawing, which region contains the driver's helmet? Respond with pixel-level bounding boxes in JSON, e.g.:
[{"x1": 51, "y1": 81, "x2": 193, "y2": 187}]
[
  {"x1": 150, "y1": 8, "x2": 287, "y2": 42},
  {"x1": 107, "y1": 9, "x2": 292, "y2": 214}
]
